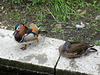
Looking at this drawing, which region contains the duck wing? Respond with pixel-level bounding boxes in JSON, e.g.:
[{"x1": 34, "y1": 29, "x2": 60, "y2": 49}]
[
  {"x1": 30, "y1": 24, "x2": 40, "y2": 35},
  {"x1": 67, "y1": 42, "x2": 90, "y2": 54}
]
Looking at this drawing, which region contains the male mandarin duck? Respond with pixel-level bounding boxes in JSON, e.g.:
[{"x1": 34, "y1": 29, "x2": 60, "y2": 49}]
[
  {"x1": 59, "y1": 41, "x2": 97, "y2": 58},
  {"x1": 13, "y1": 23, "x2": 46, "y2": 50}
]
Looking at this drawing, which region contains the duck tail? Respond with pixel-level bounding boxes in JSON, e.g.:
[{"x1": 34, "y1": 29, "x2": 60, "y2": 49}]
[
  {"x1": 87, "y1": 45, "x2": 97, "y2": 52},
  {"x1": 90, "y1": 48, "x2": 98, "y2": 51},
  {"x1": 38, "y1": 30, "x2": 48, "y2": 34},
  {"x1": 37, "y1": 26, "x2": 41, "y2": 30},
  {"x1": 90, "y1": 45, "x2": 94, "y2": 47}
]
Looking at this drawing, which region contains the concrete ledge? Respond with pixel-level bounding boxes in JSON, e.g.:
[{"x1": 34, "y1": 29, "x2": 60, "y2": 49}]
[
  {"x1": 0, "y1": 29, "x2": 100, "y2": 75},
  {"x1": 57, "y1": 46, "x2": 100, "y2": 75},
  {"x1": 0, "y1": 29, "x2": 64, "y2": 75},
  {"x1": 0, "y1": 29, "x2": 63, "y2": 68},
  {"x1": 0, "y1": 58, "x2": 53, "y2": 75}
]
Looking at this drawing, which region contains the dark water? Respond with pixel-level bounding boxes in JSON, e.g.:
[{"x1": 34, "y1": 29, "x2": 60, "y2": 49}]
[
  {"x1": 0, "y1": 58, "x2": 53, "y2": 75},
  {"x1": 0, "y1": 65, "x2": 52, "y2": 75}
]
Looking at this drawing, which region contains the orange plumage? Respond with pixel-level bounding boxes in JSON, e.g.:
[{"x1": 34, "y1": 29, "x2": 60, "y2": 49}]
[{"x1": 31, "y1": 24, "x2": 39, "y2": 35}]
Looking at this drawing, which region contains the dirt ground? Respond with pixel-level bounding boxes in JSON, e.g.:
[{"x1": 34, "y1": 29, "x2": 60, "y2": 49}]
[{"x1": 0, "y1": 1, "x2": 100, "y2": 45}]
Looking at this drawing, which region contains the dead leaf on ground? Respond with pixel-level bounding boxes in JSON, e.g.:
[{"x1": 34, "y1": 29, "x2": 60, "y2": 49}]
[
  {"x1": 80, "y1": 10, "x2": 86, "y2": 15},
  {"x1": 95, "y1": 15, "x2": 100, "y2": 20},
  {"x1": 77, "y1": 9, "x2": 82, "y2": 13},
  {"x1": 0, "y1": 6, "x2": 4, "y2": 11},
  {"x1": 0, "y1": 22, "x2": 2, "y2": 25},
  {"x1": 55, "y1": 24, "x2": 62, "y2": 28}
]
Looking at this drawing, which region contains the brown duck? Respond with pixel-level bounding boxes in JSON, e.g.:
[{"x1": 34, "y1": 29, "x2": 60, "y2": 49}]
[{"x1": 59, "y1": 41, "x2": 97, "y2": 58}]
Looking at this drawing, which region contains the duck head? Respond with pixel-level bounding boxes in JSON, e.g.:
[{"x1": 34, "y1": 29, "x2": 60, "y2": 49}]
[
  {"x1": 13, "y1": 23, "x2": 24, "y2": 35},
  {"x1": 14, "y1": 23, "x2": 24, "y2": 30},
  {"x1": 13, "y1": 24, "x2": 27, "y2": 42}
]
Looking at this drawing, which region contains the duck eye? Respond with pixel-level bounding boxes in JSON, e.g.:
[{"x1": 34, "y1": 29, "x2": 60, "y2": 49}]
[{"x1": 17, "y1": 26, "x2": 20, "y2": 30}]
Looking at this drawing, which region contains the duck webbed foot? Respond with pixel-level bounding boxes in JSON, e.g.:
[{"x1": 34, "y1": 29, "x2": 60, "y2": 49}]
[{"x1": 20, "y1": 44, "x2": 27, "y2": 50}]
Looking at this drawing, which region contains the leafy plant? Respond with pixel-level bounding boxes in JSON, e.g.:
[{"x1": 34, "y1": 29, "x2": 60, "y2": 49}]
[
  {"x1": 11, "y1": 0, "x2": 23, "y2": 5},
  {"x1": 95, "y1": 40, "x2": 100, "y2": 46}
]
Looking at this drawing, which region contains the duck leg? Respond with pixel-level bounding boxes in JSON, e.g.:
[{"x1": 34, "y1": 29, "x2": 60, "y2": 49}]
[
  {"x1": 20, "y1": 44, "x2": 27, "y2": 50},
  {"x1": 36, "y1": 38, "x2": 39, "y2": 43}
]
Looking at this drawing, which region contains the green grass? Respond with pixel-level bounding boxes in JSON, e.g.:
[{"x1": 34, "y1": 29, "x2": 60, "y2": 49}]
[
  {"x1": 4, "y1": 0, "x2": 100, "y2": 23},
  {"x1": 2, "y1": 0, "x2": 100, "y2": 45}
]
